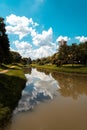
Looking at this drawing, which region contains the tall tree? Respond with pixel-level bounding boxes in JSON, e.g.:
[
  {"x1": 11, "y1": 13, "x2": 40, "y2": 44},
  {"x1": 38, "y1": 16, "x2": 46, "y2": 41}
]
[
  {"x1": 78, "y1": 42, "x2": 87, "y2": 64},
  {"x1": 0, "y1": 17, "x2": 10, "y2": 64},
  {"x1": 58, "y1": 44, "x2": 69, "y2": 65},
  {"x1": 68, "y1": 43, "x2": 79, "y2": 66}
]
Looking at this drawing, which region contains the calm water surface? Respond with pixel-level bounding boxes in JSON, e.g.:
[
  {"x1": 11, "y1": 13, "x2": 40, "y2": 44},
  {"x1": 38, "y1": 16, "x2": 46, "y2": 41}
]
[{"x1": 5, "y1": 68, "x2": 87, "y2": 130}]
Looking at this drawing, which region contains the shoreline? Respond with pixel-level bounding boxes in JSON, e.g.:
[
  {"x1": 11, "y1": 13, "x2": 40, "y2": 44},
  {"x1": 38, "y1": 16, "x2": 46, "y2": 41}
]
[
  {"x1": 0, "y1": 64, "x2": 26, "y2": 128},
  {"x1": 31, "y1": 64, "x2": 87, "y2": 76}
]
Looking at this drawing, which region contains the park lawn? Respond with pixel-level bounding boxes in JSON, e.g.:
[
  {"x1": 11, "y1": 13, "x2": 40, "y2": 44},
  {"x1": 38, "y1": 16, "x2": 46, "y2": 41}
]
[
  {"x1": 0, "y1": 64, "x2": 26, "y2": 128},
  {"x1": 31, "y1": 64, "x2": 87, "y2": 74}
]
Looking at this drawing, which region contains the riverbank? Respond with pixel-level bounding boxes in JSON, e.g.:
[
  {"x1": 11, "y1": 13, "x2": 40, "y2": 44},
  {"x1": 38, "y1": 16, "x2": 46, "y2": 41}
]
[
  {"x1": 0, "y1": 64, "x2": 26, "y2": 128},
  {"x1": 31, "y1": 64, "x2": 87, "y2": 74}
]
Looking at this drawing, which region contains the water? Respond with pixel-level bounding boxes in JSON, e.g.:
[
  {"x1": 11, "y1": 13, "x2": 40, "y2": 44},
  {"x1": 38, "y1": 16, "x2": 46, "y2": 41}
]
[{"x1": 5, "y1": 68, "x2": 87, "y2": 130}]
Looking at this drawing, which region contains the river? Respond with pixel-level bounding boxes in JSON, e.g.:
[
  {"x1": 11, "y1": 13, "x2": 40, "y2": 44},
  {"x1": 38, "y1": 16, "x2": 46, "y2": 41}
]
[{"x1": 5, "y1": 68, "x2": 87, "y2": 130}]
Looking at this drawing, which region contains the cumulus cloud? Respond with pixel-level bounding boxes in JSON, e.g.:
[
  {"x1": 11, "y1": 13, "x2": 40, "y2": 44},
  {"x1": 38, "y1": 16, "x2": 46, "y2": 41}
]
[
  {"x1": 6, "y1": 14, "x2": 38, "y2": 40},
  {"x1": 75, "y1": 36, "x2": 87, "y2": 43},
  {"x1": 56, "y1": 36, "x2": 70, "y2": 42},
  {"x1": 13, "y1": 40, "x2": 32, "y2": 58},
  {"x1": 32, "y1": 45, "x2": 55, "y2": 59},
  {"x1": 6, "y1": 14, "x2": 57, "y2": 59},
  {"x1": 14, "y1": 40, "x2": 32, "y2": 50},
  {"x1": 14, "y1": 68, "x2": 59, "y2": 113},
  {"x1": 13, "y1": 40, "x2": 56, "y2": 59},
  {"x1": 32, "y1": 28, "x2": 53, "y2": 46},
  {"x1": 6, "y1": 14, "x2": 54, "y2": 47}
]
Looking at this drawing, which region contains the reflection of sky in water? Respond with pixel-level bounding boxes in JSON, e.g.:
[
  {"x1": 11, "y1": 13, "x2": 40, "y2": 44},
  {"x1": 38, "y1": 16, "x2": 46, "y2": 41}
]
[{"x1": 14, "y1": 69, "x2": 59, "y2": 114}]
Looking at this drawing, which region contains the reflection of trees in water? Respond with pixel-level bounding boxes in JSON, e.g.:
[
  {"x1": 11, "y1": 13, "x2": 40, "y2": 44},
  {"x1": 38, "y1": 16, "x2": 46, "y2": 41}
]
[
  {"x1": 52, "y1": 72, "x2": 87, "y2": 100},
  {"x1": 23, "y1": 67, "x2": 32, "y2": 74},
  {"x1": 30, "y1": 68, "x2": 87, "y2": 100},
  {"x1": 36, "y1": 68, "x2": 50, "y2": 75}
]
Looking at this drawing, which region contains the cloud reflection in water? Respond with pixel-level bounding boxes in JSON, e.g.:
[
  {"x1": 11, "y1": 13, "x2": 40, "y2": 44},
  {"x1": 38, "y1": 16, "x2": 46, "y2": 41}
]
[{"x1": 14, "y1": 69, "x2": 59, "y2": 114}]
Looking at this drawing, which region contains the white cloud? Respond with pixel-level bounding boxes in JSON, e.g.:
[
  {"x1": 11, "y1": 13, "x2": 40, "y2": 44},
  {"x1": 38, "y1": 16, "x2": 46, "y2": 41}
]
[
  {"x1": 32, "y1": 45, "x2": 55, "y2": 59},
  {"x1": 13, "y1": 40, "x2": 56, "y2": 59},
  {"x1": 6, "y1": 25, "x2": 30, "y2": 40},
  {"x1": 14, "y1": 68, "x2": 58, "y2": 113},
  {"x1": 32, "y1": 28, "x2": 53, "y2": 46},
  {"x1": 75, "y1": 36, "x2": 87, "y2": 43},
  {"x1": 14, "y1": 40, "x2": 32, "y2": 50},
  {"x1": 6, "y1": 14, "x2": 54, "y2": 47},
  {"x1": 6, "y1": 14, "x2": 57, "y2": 59},
  {"x1": 6, "y1": 14, "x2": 29, "y2": 26},
  {"x1": 56, "y1": 36, "x2": 70, "y2": 42},
  {"x1": 6, "y1": 14, "x2": 38, "y2": 40},
  {"x1": 13, "y1": 40, "x2": 32, "y2": 58}
]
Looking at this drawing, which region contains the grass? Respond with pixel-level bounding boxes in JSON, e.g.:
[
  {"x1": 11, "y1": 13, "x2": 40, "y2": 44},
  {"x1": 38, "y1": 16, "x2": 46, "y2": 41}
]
[
  {"x1": 0, "y1": 64, "x2": 26, "y2": 128},
  {"x1": 31, "y1": 64, "x2": 87, "y2": 74}
]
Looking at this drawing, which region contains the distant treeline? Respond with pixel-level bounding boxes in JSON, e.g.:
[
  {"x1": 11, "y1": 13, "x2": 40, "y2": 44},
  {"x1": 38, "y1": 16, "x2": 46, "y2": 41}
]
[{"x1": 32, "y1": 42, "x2": 87, "y2": 66}]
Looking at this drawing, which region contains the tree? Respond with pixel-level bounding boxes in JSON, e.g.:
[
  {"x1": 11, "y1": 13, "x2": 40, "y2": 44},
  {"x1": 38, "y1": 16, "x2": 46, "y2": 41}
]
[
  {"x1": 10, "y1": 51, "x2": 21, "y2": 63},
  {"x1": 68, "y1": 43, "x2": 79, "y2": 66},
  {"x1": 21, "y1": 58, "x2": 28, "y2": 65},
  {"x1": 0, "y1": 17, "x2": 10, "y2": 64},
  {"x1": 78, "y1": 42, "x2": 87, "y2": 65},
  {"x1": 58, "y1": 44, "x2": 69, "y2": 65},
  {"x1": 28, "y1": 57, "x2": 32, "y2": 64},
  {"x1": 21, "y1": 57, "x2": 32, "y2": 65}
]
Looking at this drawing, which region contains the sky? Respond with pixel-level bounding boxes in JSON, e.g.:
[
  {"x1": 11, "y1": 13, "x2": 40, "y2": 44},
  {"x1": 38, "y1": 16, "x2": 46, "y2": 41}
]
[{"x1": 0, "y1": 0, "x2": 87, "y2": 59}]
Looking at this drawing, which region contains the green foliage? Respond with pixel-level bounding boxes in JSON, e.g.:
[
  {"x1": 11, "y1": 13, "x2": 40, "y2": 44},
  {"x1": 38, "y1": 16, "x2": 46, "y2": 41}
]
[
  {"x1": 32, "y1": 64, "x2": 87, "y2": 74},
  {"x1": 9, "y1": 51, "x2": 22, "y2": 63},
  {"x1": 21, "y1": 57, "x2": 32, "y2": 65},
  {"x1": 32, "y1": 56, "x2": 51, "y2": 65},
  {"x1": 58, "y1": 42, "x2": 87, "y2": 66},
  {"x1": 0, "y1": 65, "x2": 26, "y2": 127},
  {"x1": 33, "y1": 42, "x2": 87, "y2": 67},
  {"x1": 0, "y1": 106, "x2": 11, "y2": 127},
  {"x1": 0, "y1": 17, "x2": 10, "y2": 64},
  {"x1": 21, "y1": 58, "x2": 28, "y2": 65},
  {"x1": 78, "y1": 42, "x2": 87, "y2": 64}
]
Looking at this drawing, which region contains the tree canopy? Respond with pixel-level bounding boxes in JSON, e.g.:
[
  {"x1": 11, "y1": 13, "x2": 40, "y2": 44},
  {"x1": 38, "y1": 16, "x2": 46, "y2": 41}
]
[
  {"x1": 0, "y1": 17, "x2": 10, "y2": 64},
  {"x1": 33, "y1": 42, "x2": 87, "y2": 66}
]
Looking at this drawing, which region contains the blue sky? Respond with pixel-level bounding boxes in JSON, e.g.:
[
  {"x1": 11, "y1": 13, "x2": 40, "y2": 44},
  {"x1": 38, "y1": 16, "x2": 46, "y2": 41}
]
[{"x1": 0, "y1": 0, "x2": 87, "y2": 59}]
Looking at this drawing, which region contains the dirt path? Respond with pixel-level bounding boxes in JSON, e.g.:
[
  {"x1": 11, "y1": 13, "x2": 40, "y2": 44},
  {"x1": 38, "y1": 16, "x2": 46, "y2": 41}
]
[
  {"x1": 0, "y1": 66, "x2": 15, "y2": 74},
  {"x1": 0, "y1": 70, "x2": 9, "y2": 73},
  {"x1": 10, "y1": 66, "x2": 15, "y2": 68}
]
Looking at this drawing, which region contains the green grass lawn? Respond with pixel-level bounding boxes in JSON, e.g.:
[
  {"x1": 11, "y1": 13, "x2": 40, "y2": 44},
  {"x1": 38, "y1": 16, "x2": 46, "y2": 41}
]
[
  {"x1": 0, "y1": 64, "x2": 26, "y2": 128},
  {"x1": 31, "y1": 64, "x2": 87, "y2": 74}
]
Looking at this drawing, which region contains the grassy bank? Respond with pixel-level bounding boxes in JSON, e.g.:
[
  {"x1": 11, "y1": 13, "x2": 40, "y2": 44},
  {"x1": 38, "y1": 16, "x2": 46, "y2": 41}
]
[
  {"x1": 31, "y1": 64, "x2": 87, "y2": 74},
  {"x1": 0, "y1": 64, "x2": 26, "y2": 128}
]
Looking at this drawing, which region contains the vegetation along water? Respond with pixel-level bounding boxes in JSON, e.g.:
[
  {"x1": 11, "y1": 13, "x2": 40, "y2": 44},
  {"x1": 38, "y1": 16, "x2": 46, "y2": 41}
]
[{"x1": 0, "y1": 64, "x2": 26, "y2": 129}]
